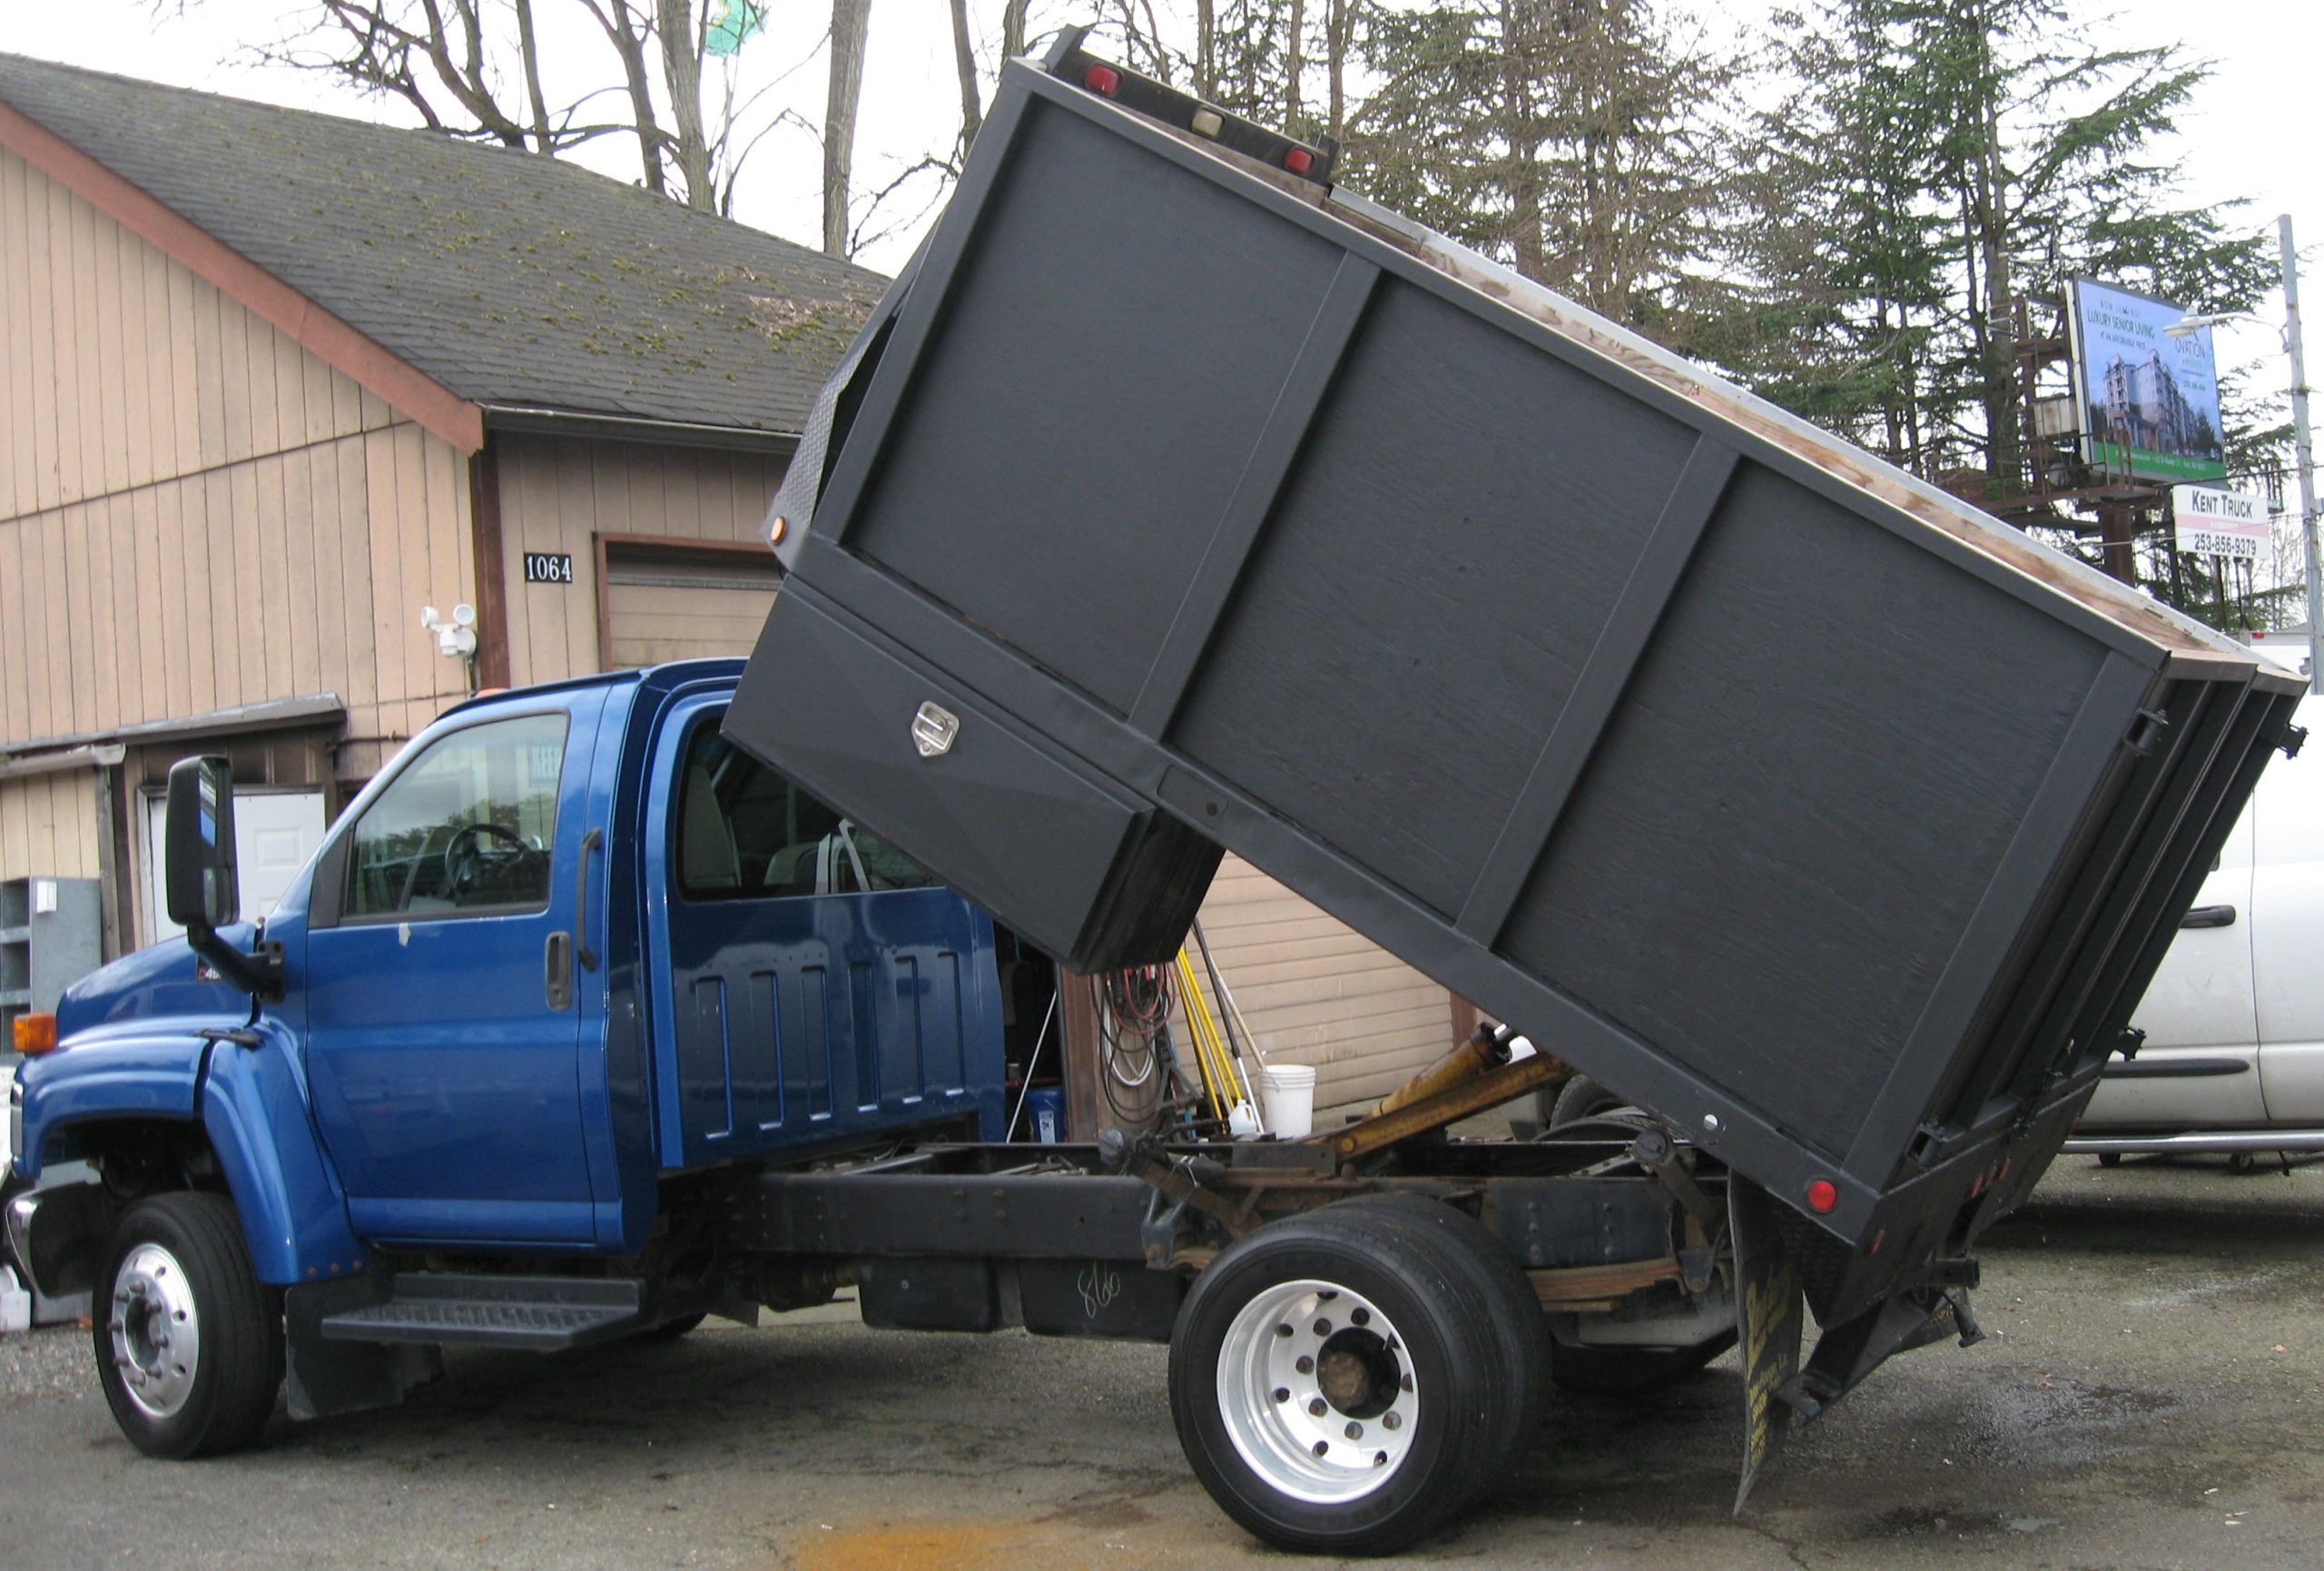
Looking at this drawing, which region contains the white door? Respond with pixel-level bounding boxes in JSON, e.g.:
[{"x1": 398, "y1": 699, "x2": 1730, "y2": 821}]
[
  {"x1": 144, "y1": 789, "x2": 328, "y2": 944},
  {"x1": 2082, "y1": 806, "x2": 2264, "y2": 1129},
  {"x1": 2255, "y1": 694, "x2": 2324, "y2": 1121}
]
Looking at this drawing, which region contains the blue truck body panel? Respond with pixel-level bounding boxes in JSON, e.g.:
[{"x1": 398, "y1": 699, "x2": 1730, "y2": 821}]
[
  {"x1": 12, "y1": 660, "x2": 1009, "y2": 1279},
  {"x1": 199, "y1": 1020, "x2": 371, "y2": 1284}
]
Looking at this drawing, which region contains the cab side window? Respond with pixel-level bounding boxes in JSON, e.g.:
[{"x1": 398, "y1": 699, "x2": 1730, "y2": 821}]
[
  {"x1": 347, "y1": 713, "x2": 568, "y2": 919},
  {"x1": 677, "y1": 722, "x2": 937, "y2": 902}
]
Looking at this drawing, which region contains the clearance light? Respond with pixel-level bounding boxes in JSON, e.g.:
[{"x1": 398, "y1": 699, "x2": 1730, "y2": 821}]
[
  {"x1": 1190, "y1": 109, "x2": 1223, "y2": 139},
  {"x1": 768, "y1": 514, "x2": 789, "y2": 547},
  {"x1": 1805, "y1": 1178, "x2": 1838, "y2": 1214},
  {"x1": 1085, "y1": 65, "x2": 1120, "y2": 96},
  {"x1": 13, "y1": 1013, "x2": 56, "y2": 1054},
  {"x1": 1283, "y1": 147, "x2": 1314, "y2": 175}
]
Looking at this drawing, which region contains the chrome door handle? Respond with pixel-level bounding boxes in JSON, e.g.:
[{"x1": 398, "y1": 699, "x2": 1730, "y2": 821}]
[{"x1": 544, "y1": 932, "x2": 573, "y2": 1011}]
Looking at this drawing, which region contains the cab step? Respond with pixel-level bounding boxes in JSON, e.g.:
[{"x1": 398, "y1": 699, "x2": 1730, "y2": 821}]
[{"x1": 318, "y1": 1273, "x2": 645, "y2": 1350}]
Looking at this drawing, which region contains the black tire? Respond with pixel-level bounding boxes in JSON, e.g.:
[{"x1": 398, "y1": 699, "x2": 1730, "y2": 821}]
[
  {"x1": 1549, "y1": 1328, "x2": 1737, "y2": 1396},
  {"x1": 94, "y1": 1191, "x2": 282, "y2": 1459},
  {"x1": 1548, "y1": 1074, "x2": 1634, "y2": 1127},
  {"x1": 2096, "y1": 1151, "x2": 2123, "y2": 1169},
  {"x1": 638, "y1": 1311, "x2": 708, "y2": 1341},
  {"x1": 1169, "y1": 1193, "x2": 1546, "y2": 1555}
]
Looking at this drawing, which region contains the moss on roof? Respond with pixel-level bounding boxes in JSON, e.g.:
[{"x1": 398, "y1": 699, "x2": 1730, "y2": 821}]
[{"x1": 0, "y1": 52, "x2": 890, "y2": 436}]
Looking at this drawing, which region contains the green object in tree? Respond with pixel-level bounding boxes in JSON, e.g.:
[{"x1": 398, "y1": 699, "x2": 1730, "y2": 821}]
[{"x1": 704, "y1": 0, "x2": 767, "y2": 57}]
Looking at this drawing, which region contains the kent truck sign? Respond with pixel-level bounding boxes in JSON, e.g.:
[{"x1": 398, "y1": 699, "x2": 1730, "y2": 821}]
[{"x1": 2171, "y1": 485, "x2": 2270, "y2": 562}]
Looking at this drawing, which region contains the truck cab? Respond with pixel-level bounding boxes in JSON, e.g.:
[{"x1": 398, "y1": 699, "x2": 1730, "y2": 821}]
[{"x1": 8, "y1": 659, "x2": 1013, "y2": 1449}]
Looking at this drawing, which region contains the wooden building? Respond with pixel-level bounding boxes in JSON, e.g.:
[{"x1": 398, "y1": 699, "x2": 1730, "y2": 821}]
[{"x1": 0, "y1": 54, "x2": 1457, "y2": 1109}]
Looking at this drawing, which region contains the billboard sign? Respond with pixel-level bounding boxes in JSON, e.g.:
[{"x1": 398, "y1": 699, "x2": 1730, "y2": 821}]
[
  {"x1": 2171, "y1": 484, "x2": 2269, "y2": 561},
  {"x1": 2066, "y1": 280, "x2": 2227, "y2": 483}
]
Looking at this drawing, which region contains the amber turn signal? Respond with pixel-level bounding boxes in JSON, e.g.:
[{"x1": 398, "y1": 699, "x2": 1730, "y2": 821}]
[{"x1": 13, "y1": 1012, "x2": 56, "y2": 1054}]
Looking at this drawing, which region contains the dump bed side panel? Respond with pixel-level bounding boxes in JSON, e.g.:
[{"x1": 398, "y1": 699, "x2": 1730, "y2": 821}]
[{"x1": 726, "y1": 54, "x2": 2302, "y2": 1255}]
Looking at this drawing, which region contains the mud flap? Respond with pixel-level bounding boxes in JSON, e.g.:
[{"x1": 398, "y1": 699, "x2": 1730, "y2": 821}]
[{"x1": 1730, "y1": 1174, "x2": 1804, "y2": 1513}]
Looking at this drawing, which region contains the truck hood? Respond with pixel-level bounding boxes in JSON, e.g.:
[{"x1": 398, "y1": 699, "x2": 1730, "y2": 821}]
[{"x1": 54, "y1": 925, "x2": 261, "y2": 1040}]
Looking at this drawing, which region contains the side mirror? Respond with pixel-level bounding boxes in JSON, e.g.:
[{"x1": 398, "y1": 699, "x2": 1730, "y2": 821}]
[
  {"x1": 165, "y1": 756, "x2": 241, "y2": 932},
  {"x1": 162, "y1": 756, "x2": 280, "y2": 999}
]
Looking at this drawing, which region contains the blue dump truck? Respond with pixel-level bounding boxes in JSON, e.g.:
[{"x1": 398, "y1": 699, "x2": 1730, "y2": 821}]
[{"x1": 8, "y1": 35, "x2": 2309, "y2": 1558}]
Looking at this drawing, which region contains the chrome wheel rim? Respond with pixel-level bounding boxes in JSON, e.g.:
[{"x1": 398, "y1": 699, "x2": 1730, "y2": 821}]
[
  {"x1": 1216, "y1": 1278, "x2": 1418, "y2": 1504},
  {"x1": 109, "y1": 1241, "x2": 201, "y2": 1419}
]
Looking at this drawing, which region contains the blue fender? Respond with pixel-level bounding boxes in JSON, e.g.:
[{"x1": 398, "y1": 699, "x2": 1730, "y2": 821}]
[
  {"x1": 11, "y1": 1027, "x2": 201, "y2": 1178},
  {"x1": 200, "y1": 1023, "x2": 369, "y2": 1287}
]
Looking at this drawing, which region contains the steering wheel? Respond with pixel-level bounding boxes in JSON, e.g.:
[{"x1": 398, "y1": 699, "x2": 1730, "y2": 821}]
[{"x1": 442, "y1": 822, "x2": 538, "y2": 899}]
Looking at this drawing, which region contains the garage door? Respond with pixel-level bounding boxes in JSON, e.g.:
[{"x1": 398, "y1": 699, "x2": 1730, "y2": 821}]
[{"x1": 604, "y1": 546, "x2": 783, "y2": 667}]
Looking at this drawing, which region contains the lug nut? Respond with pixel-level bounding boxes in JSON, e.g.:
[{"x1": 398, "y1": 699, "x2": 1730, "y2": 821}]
[
  {"x1": 1312, "y1": 1441, "x2": 1329, "y2": 1457},
  {"x1": 1351, "y1": 1308, "x2": 1370, "y2": 1327},
  {"x1": 1295, "y1": 1355, "x2": 1315, "y2": 1375},
  {"x1": 1307, "y1": 1398, "x2": 1327, "y2": 1417},
  {"x1": 1272, "y1": 1387, "x2": 1290, "y2": 1403},
  {"x1": 1313, "y1": 1319, "x2": 1333, "y2": 1336},
  {"x1": 1344, "y1": 1422, "x2": 1363, "y2": 1439},
  {"x1": 1383, "y1": 1410, "x2": 1403, "y2": 1431},
  {"x1": 1275, "y1": 1323, "x2": 1293, "y2": 1338}
]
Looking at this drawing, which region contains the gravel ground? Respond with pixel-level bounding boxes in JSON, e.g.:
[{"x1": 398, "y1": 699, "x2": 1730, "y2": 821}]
[{"x1": 2, "y1": 1152, "x2": 2319, "y2": 1569}]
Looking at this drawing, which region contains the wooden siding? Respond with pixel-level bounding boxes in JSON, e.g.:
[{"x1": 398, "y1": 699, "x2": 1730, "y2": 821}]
[
  {"x1": 494, "y1": 434, "x2": 790, "y2": 687},
  {"x1": 0, "y1": 770, "x2": 101, "y2": 882},
  {"x1": 0, "y1": 148, "x2": 476, "y2": 784},
  {"x1": 1183, "y1": 855, "x2": 1455, "y2": 1112}
]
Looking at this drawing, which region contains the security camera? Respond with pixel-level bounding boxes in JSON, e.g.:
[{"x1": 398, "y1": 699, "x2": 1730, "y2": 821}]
[{"x1": 419, "y1": 604, "x2": 479, "y2": 659}]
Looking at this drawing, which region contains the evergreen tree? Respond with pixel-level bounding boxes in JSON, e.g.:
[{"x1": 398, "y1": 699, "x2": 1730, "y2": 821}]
[
  {"x1": 1346, "y1": 0, "x2": 1739, "y2": 331},
  {"x1": 1718, "y1": 0, "x2": 2273, "y2": 505}
]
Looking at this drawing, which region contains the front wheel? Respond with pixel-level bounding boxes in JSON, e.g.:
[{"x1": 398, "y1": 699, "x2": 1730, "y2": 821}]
[
  {"x1": 94, "y1": 1191, "x2": 283, "y2": 1458},
  {"x1": 1168, "y1": 1195, "x2": 1545, "y2": 1555}
]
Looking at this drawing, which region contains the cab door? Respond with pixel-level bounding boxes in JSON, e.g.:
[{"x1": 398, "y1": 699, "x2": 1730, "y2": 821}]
[{"x1": 302, "y1": 693, "x2": 607, "y2": 1245}]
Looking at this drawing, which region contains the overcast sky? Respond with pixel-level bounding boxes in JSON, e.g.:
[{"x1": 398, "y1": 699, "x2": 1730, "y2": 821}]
[{"x1": 5, "y1": 0, "x2": 2318, "y2": 382}]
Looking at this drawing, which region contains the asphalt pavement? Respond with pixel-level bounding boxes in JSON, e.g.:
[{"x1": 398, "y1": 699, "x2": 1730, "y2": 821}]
[{"x1": 2, "y1": 1153, "x2": 2319, "y2": 1569}]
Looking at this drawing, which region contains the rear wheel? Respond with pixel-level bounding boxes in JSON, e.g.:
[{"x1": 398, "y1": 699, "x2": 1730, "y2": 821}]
[
  {"x1": 1537, "y1": 1074, "x2": 1637, "y2": 1129},
  {"x1": 94, "y1": 1191, "x2": 282, "y2": 1458},
  {"x1": 1169, "y1": 1194, "x2": 1544, "y2": 1555},
  {"x1": 637, "y1": 1311, "x2": 708, "y2": 1341}
]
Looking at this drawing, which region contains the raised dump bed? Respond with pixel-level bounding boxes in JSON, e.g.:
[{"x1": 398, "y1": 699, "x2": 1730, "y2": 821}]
[{"x1": 725, "y1": 35, "x2": 2305, "y2": 1314}]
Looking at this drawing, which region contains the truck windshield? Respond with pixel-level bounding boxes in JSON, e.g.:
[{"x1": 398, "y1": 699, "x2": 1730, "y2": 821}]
[{"x1": 677, "y1": 721, "x2": 935, "y2": 902}]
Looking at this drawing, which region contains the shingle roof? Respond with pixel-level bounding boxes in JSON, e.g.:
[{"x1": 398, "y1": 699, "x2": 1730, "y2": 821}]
[{"x1": 0, "y1": 51, "x2": 888, "y2": 437}]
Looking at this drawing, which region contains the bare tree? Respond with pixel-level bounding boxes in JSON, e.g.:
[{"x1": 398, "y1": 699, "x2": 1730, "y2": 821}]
[
  {"x1": 251, "y1": 0, "x2": 877, "y2": 240},
  {"x1": 823, "y1": 0, "x2": 874, "y2": 256},
  {"x1": 949, "y1": 0, "x2": 984, "y2": 153}
]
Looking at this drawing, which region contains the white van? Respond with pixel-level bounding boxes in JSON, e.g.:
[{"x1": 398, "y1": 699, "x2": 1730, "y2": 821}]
[{"x1": 2068, "y1": 691, "x2": 2323, "y2": 1159}]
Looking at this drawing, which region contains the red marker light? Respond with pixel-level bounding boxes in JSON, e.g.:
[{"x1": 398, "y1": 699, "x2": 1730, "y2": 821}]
[
  {"x1": 1865, "y1": 1229, "x2": 1886, "y2": 1256},
  {"x1": 1283, "y1": 147, "x2": 1314, "y2": 175},
  {"x1": 1805, "y1": 1179, "x2": 1839, "y2": 1214},
  {"x1": 1085, "y1": 65, "x2": 1120, "y2": 96}
]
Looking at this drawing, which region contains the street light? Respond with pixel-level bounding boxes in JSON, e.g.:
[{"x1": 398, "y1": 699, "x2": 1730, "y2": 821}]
[{"x1": 2166, "y1": 213, "x2": 2320, "y2": 696}]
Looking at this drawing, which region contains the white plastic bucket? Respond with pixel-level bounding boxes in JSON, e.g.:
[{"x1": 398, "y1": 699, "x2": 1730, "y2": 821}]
[
  {"x1": 1259, "y1": 1063, "x2": 1317, "y2": 1140},
  {"x1": 0, "y1": 1266, "x2": 30, "y2": 1336}
]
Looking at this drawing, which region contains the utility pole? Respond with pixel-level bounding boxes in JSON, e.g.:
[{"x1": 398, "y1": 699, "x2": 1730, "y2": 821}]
[{"x1": 2283, "y1": 213, "x2": 2321, "y2": 694}]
